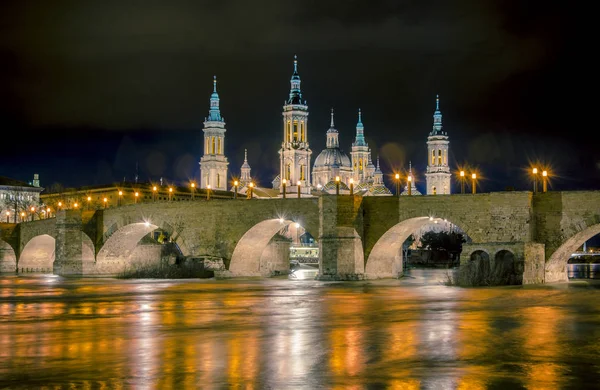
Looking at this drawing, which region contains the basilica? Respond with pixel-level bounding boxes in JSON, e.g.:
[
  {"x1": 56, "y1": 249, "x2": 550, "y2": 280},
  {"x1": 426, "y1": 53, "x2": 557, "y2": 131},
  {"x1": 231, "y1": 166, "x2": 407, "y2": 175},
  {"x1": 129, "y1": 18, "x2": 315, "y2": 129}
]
[{"x1": 199, "y1": 56, "x2": 452, "y2": 198}]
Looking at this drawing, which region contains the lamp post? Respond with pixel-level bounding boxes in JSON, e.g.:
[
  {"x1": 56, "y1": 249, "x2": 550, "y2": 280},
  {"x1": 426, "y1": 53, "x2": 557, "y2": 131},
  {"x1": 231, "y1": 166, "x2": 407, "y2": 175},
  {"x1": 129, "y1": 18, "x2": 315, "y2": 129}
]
[
  {"x1": 471, "y1": 173, "x2": 477, "y2": 194},
  {"x1": 532, "y1": 167, "x2": 538, "y2": 194},
  {"x1": 21, "y1": 212, "x2": 25, "y2": 222},
  {"x1": 118, "y1": 190, "x2": 123, "y2": 206},
  {"x1": 206, "y1": 184, "x2": 211, "y2": 201},
  {"x1": 407, "y1": 174, "x2": 412, "y2": 196},
  {"x1": 395, "y1": 173, "x2": 400, "y2": 197},
  {"x1": 542, "y1": 170, "x2": 548, "y2": 193},
  {"x1": 47, "y1": 208, "x2": 51, "y2": 218},
  {"x1": 87, "y1": 196, "x2": 92, "y2": 210},
  {"x1": 168, "y1": 187, "x2": 173, "y2": 201},
  {"x1": 190, "y1": 182, "x2": 196, "y2": 200},
  {"x1": 350, "y1": 178, "x2": 354, "y2": 195},
  {"x1": 460, "y1": 170, "x2": 465, "y2": 194},
  {"x1": 73, "y1": 202, "x2": 78, "y2": 209},
  {"x1": 134, "y1": 192, "x2": 139, "y2": 204},
  {"x1": 282, "y1": 179, "x2": 287, "y2": 199},
  {"x1": 152, "y1": 186, "x2": 157, "y2": 202},
  {"x1": 58, "y1": 202, "x2": 62, "y2": 211},
  {"x1": 31, "y1": 207, "x2": 36, "y2": 221},
  {"x1": 233, "y1": 180, "x2": 238, "y2": 199},
  {"x1": 103, "y1": 197, "x2": 108, "y2": 208},
  {"x1": 297, "y1": 180, "x2": 301, "y2": 198},
  {"x1": 6, "y1": 211, "x2": 9, "y2": 223},
  {"x1": 248, "y1": 182, "x2": 254, "y2": 199},
  {"x1": 335, "y1": 176, "x2": 340, "y2": 195}
]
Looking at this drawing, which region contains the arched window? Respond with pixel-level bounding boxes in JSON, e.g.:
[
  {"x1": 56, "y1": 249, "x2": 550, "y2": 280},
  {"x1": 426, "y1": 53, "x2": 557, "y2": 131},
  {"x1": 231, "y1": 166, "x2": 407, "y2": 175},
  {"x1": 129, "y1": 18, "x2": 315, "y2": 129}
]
[
  {"x1": 211, "y1": 137, "x2": 216, "y2": 154},
  {"x1": 293, "y1": 120, "x2": 299, "y2": 141},
  {"x1": 287, "y1": 121, "x2": 291, "y2": 142},
  {"x1": 300, "y1": 165, "x2": 305, "y2": 180},
  {"x1": 286, "y1": 164, "x2": 291, "y2": 180},
  {"x1": 359, "y1": 158, "x2": 363, "y2": 172},
  {"x1": 218, "y1": 137, "x2": 222, "y2": 154},
  {"x1": 431, "y1": 150, "x2": 435, "y2": 165},
  {"x1": 300, "y1": 121, "x2": 305, "y2": 142},
  {"x1": 438, "y1": 150, "x2": 442, "y2": 165}
]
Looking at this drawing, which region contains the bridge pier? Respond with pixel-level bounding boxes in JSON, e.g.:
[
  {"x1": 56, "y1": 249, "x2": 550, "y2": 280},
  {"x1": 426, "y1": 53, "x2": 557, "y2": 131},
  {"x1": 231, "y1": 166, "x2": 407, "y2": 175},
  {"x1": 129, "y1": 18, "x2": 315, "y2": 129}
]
[
  {"x1": 259, "y1": 233, "x2": 291, "y2": 276},
  {"x1": 317, "y1": 195, "x2": 365, "y2": 280},
  {"x1": 460, "y1": 242, "x2": 545, "y2": 285},
  {"x1": 54, "y1": 210, "x2": 84, "y2": 275}
]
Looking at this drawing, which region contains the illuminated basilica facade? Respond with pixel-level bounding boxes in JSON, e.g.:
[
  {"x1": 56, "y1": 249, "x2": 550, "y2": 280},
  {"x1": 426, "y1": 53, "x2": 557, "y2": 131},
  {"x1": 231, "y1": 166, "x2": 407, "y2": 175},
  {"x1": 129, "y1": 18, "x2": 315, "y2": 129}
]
[{"x1": 202, "y1": 56, "x2": 451, "y2": 198}]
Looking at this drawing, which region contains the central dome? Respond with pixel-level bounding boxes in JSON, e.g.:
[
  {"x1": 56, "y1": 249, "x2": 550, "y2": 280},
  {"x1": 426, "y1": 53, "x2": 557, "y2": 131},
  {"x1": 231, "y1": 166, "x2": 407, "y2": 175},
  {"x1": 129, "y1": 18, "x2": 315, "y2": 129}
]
[{"x1": 313, "y1": 148, "x2": 351, "y2": 168}]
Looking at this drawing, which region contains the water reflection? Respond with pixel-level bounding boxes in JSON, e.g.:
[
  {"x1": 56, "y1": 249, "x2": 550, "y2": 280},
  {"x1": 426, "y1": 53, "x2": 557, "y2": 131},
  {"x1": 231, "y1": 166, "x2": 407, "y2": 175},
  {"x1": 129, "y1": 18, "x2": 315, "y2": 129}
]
[{"x1": 0, "y1": 272, "x2": 599, "y2": 389}]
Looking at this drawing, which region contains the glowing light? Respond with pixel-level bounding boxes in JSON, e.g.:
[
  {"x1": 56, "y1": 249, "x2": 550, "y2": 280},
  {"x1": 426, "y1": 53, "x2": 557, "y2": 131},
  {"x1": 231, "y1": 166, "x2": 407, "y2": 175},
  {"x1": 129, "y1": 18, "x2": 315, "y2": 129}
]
[
  {"x1": 73, "y1": 203, "x2": 78, "y2": 208},
  {"x1": 297, "y1": 180, "x2": 301, "y2": 186},
  {"x1": 282, "y1": 179, "x2": 287, "y2": 184},
  {"x1": 103, "y1": 198, "x2": 107, "y2": 202},
  {"x1": 249, "y1": 182, "x2": 254, "y2": 188},
  {"x1": 460, "y1": 170, "x2": 465, "y2": 177},
  {"x1": 429, "y1": 216, "x2": 433, "y2": 221},
  {"x1": 350, "y1": 178, "x2": 354, "y2": 184},
  {"x1": 295, "y1": 222, "x2": 300, "y2": 228},
  {"x1": 335, "y1": 176, "x2": 340, "y2": 182},
  {"x1": 47, "y1": 208, "x2": 50, "y2": 213},
  {"x1": 207, "y1": 185, "x2": 211, "y2": 189},
  {"x1": 532, "y1": 167, "x2": 538, "y2": 175},
  {"x1": 153, "y1": 186, "x2": 157, "y2": 191},
  {"x1": 135, "y1": 192, "x2": 139, "y2": 197},
  {"x1": 408, "y1": 175, "x2": 412, "y2": 182},
  {"x1": 58, "y1": 202, "x2": 62, "y2": 207},
  {"x1": 542, "y1": 170, "x2": 547, "y2": 177},
  {"x1": 279, "y1": 218, "x2": 284, "y2": 223},
  {"x1": 317, "y1": 184, "x2": 322, "y2": 189},
  {"x1": 30, "y1": 206, "x2": 35, "y2": 212},
  {"x1": 191, "y1": 183, "x2": 195, "y2": 188},
  {"x1": 118, "y1": 191, "x2": 123, "y2": 196},
  {"x1": 5, "y1": 211, "x2": 9, "y2": 216},
  {"x1": 472, "y1": 173, "x2": 477, "y2": 179},
  {"x1": 234, "y1": 180, "x2": 239, "y2": 186},
  {"x1": 144, "y1": 221, "x2": 150, "y2": 227},
  {"x1": 169, "y1": 188, "x2": 173, "y2": 193},
  {"x1": 87, "y1": 196, "x2": 91, "y2": 201},
  {"x1": 395, "y1": 173, "x2": 400, "y2": 179}
]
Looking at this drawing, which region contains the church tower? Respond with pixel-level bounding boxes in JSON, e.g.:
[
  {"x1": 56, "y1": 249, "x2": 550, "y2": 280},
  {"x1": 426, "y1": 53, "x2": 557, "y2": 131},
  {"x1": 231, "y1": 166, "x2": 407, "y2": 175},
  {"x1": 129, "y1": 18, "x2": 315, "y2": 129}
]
[
  {"x1": 240, "y1": 148, "x2": 251, "y2": 186},
  {"x1": 200, "y1": 76, "x2": 229, "y2": 190},
  {"x1": 351, "y1": 109, "x2": 375, "y2": 184},
  {"x1": 279, "y1": 55, "x2": 312, "y2": 194},
  {"x1": 425, "y1": 95, "x2": 451, "y2": 195}
]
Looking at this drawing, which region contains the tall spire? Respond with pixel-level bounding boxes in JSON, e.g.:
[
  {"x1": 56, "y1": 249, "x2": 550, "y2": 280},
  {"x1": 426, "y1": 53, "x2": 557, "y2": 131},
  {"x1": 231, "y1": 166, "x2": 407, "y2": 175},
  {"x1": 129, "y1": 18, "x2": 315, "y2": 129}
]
[
  {"x1": 430, "y1": 94, "x2": 443, "y2": 135},
  {"x1": 353, "y1": 108, "x2": 367, "y2": 146},
  {"x1": 207, "y1": 75, "x2": 222, "y2": 122},
  {"x1": 240, "y1": 148, "x2": 251, "y2": 182},
  {"x1": 376, "y1": 156, "x2": 381, "y2": 172},
  {"x1": 330, "y1": 107, "x2": 335, "y2": 128},
  {"x1": 287, "y1": 54, "x2": 303, "y2": 105}
]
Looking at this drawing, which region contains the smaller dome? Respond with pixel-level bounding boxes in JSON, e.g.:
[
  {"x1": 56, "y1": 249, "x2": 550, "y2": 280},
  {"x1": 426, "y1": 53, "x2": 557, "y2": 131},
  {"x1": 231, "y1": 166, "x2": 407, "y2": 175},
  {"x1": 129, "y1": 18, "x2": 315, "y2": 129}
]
[{"x1": 313, "y1": 149, "x2": 351, "y2": 169}]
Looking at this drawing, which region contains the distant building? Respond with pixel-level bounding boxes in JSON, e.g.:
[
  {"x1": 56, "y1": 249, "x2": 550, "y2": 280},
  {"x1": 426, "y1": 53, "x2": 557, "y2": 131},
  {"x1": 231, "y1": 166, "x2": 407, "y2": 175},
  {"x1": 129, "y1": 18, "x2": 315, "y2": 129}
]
[
  {"x1": 0, "y1": 174, "x2": 44, "y2": 223},
  {"x1": 425, "y1": 95, "x2": 451, "y2": 195}
]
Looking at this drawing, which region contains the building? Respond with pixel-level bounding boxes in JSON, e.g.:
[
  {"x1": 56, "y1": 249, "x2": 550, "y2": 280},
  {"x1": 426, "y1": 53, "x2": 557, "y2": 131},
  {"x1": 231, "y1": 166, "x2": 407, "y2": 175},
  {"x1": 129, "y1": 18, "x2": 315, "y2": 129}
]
[
  {"x1": 401, "y1": 162, "x2": 422, "y2": 196},
  {"x1": 425, "y1": 95, "x2": 451, "y2": 195},
  {"x1": 0, "y1": 174, "x2": 45, "y2": 223},
  {"x1": 200, "y1": 76, "x2": 229, "y2": 191},
  {"x1": 312, "y1": 109, "x2": 353, "y2": 191},
  {"x1": 232, "y1": 149, "x2": 280, "y2": 199},
  {"x1": 351, "y1": 109, "x2": 376, "y2": 186},
  {"x1": 275, "y1": 55, "x2": 312, "y2": 195}
]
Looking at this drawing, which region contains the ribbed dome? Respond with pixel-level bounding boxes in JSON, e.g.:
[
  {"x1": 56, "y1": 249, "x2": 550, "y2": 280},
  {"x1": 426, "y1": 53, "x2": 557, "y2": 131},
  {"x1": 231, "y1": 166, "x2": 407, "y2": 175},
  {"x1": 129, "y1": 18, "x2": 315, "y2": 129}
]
[{"x1": 313, "y1": 148, "x2": 351, "y2": 169}]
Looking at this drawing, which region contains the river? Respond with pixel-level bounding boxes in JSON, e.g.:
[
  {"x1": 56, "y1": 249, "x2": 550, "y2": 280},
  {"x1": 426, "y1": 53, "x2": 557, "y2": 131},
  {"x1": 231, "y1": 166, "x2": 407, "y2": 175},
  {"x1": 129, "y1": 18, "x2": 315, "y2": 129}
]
[{"x1": 1, "y1": 269, "x2": 599, "y2": 389}]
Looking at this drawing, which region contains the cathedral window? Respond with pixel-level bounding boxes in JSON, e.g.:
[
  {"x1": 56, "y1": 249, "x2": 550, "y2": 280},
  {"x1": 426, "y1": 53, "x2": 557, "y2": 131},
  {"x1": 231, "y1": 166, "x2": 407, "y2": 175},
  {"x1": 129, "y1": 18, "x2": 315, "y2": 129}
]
[
  {"x1": 431, "y1": 150, "x2": 435, "y2": 165},
  {"x1": 293, "y1": 120, "x2": 298, "y2": 141},
  {"x1": 300, "y1": 121, "x2": 305, "y2": 142},
  {"x1": 359, "y1": 158, "x2": 363, "y2": 172},
  {"x1": 286, "y1": 164, "x2": 291, "y2": 180},
  {"x1": 300, "y1": 165, "x2": 305, "y2": 180},
  {"x1": 438, "y1": 150, "x2": 442, "y2": 165},
  {"x1": 212, "y1": 137, "x2": 216, "y2": 154},
  {"x1": 287, "y1": 121, "x2": 291, "y2": 142},
  {"x1": 218, "y1": 137, "x2": 222, "y2": 155},
  {"x1": 443, "y1": 149, "x2": 447, "y2": 165}
]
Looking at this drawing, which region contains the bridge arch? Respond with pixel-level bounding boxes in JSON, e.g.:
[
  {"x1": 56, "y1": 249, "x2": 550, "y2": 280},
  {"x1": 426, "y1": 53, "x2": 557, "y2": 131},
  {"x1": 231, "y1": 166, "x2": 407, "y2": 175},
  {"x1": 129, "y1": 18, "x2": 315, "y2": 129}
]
[
  {"x1": 545, "y1": 223, "x2": 600, "y2": 283},
  {"x1": 19, "y1": 234, "x2": 55, "y2": 273},
  {"x1": 365, "y1": 216, "x2": 469, "y2": 278},
  {"x1": 96, "y1": 222, "x2": 161, "y2": 263},
  {"x1": 0, "y1": 239, "x2": 17, "y2": 272},
  {"x1": 229, "y1": 218, "x2": 316, "y2": 277}
]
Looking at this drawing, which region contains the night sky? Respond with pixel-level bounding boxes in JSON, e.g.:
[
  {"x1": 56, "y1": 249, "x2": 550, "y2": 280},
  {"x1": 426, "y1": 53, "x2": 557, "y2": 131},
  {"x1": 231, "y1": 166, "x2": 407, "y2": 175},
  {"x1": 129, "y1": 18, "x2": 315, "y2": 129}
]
[{"x1": 0, "y1": 0, "x2": 592, "y2": 193}]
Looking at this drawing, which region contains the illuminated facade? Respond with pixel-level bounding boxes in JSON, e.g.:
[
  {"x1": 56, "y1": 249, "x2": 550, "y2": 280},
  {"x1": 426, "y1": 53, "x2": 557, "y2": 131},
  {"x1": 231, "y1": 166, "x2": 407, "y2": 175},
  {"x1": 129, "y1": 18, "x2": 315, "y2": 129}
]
[
  {"x1": 277, "y1": 56, "x2": 312, "y2": 195},
  {"x1": 200, "y1": 76, "x2": 229, "y2": 191},
  {"x1": 350, "y1": 109, "x2": 376, "y2": 185},
  {"x1": 425, "y1": 95, "x2": 451, "y2": 195},
  {"x1": 312, "y1": 109, "x2": 353, "y2": 189}
]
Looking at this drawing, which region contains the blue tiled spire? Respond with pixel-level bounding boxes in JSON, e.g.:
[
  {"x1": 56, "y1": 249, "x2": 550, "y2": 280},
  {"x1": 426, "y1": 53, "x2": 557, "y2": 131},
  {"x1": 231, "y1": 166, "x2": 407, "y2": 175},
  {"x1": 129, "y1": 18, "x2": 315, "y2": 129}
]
[
  {"x1": 353, "y1": 108, "x2": 367, "y2": 146},
  {"x1": 430, "y1": 94, "x2": 443, "y2": 135},
  {"x1": 207, "y1": 75, "x2": 222, "y2": 122},
  {"x1": 287, "y1": 55, "x2": 303, "y2": 105}
]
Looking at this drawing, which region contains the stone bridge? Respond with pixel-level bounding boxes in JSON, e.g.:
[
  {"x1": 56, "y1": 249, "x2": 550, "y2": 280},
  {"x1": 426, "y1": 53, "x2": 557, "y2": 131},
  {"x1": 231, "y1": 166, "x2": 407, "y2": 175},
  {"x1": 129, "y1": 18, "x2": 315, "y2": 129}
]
[{"x1": 1, "y1": 191, "x2": 599, "y2": 284}]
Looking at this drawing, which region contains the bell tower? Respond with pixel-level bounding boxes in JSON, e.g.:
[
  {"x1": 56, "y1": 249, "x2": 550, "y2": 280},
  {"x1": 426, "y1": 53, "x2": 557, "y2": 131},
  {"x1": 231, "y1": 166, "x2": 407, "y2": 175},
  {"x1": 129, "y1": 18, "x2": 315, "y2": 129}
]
[
  {"x1": 200, "y1": 76, "x2": 229, "y2": 190},
  {"x1": 425, "y1": 95, "x2": 451, "y2": 195}
]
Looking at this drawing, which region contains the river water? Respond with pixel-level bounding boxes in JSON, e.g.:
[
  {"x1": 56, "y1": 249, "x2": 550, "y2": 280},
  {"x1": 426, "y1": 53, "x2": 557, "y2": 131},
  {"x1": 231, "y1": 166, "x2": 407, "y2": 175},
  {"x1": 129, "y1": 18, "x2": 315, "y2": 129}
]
[{"x1": 1, "y1": 269, "x2": 599, "y2": 389}]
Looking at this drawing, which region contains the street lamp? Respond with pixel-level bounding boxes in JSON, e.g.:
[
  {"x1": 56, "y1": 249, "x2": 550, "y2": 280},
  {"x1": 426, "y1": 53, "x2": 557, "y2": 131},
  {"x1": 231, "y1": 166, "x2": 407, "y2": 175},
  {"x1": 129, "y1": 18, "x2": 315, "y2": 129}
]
[
  {"x1": 87, "y1": 196, "x2": 92, "y2": 210},
  {"x1": 471, "y1": 173, "x2": 477, "y2": 194},
  {"x1": 103, "y1": 197, "x2": 108, "y2": 208},
  {"x1": 58, "y1": 201, "x2": 62, "y2": 211},
  {"x1": 206, "y1": 184, "x2": 211, "y2": 200},
  {"x1": 5, "y1": 211, "x2": 9, "y2": 223},
  {"x1": 407, "y1": 174, "x2": 412, "y2": 196},
  {"x1": 30, "y1": 206, "x2": 35, "y2": 221},
  {"x1": 532, "y1": 167, "x2": 538, "y2": 194},
  {"x1": 297, "y1": 180, "x2": 301, "y2": 198},
  {"x1": 47, "y1": 207, "x2": 51, "y2": 218},
  {"x1": 152, "y1": 186, "x2": 157, "y2": 202},
  {"x1": 134, "y1": 192, "x2": 139, "y2": 204},
  {"x1": 335, "y1": 176, "x2": 340, "y2": 195},
  {"x1": 118, "y1": 190, "x2": 123, "y2": 206},
  {"x1": 282, "y1": 179, "x2": 287, "y2": 199},
  {"x1": 542, "y1": 170, "x2": 548, "y2": 193},
  {"x1": 395, "y1": 173, "x2": 400, "y2": 197},
  {"x1": 233, "y1": 180, "x2": 238, "y2": 199},
  {"x1": 459, "y1": 170, "x2": 465, "y2": 194},
  {"x1": 168, "y1": 187, "x2": 173, "y2": 201},
  {"x1": 248, "y1": 182, "x2": 254, "y2": 199},
  {"x1": 190, "y1": 182, "x2": 196, "y2": 200},
  {"x1": 21, "y1": 212, "x2": 25, "y2": 222},
  {"x1": 73, "y1": 202, "x2": 78, "y2": 209},
  {"x1": 350, "y1": 178, "x2": 354, "y2": 196}
]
